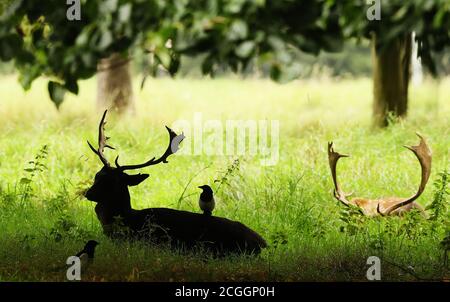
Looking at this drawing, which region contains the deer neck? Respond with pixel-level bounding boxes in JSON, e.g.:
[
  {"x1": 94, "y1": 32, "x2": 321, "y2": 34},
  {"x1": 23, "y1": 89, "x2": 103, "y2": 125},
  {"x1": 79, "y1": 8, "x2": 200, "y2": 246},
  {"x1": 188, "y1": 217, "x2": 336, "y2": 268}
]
[{"x1": 94, "y1": 195, "x2": 133, "y2": 225}]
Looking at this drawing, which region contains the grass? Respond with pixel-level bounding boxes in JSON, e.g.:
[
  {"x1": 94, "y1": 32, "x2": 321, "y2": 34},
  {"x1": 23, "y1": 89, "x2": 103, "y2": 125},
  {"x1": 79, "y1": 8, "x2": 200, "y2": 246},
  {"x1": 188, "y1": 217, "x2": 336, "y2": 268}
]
[{"x1": 0, "y1": 75, "x2": 449, "y2": 281}]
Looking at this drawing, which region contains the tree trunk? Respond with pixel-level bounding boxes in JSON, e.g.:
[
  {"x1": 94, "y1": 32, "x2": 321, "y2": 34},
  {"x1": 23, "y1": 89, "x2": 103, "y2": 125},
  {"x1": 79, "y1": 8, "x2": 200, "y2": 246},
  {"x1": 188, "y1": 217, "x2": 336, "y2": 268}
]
[
  {"x1": 372, "y1": 33, "x2": 412, "y2": 127},
  {"x1": 96, "y1": 53, "x2": 134, "y2": 114}
]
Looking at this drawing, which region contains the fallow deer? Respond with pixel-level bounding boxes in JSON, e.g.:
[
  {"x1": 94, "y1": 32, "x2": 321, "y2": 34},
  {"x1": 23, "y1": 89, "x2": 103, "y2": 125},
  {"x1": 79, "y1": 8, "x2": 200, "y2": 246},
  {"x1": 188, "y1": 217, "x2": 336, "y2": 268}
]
[
  {"x1": 327, "y1": 133, "x2": 432, "y2": 216},
  {"x1": 85, "y1": 110, "x2": 267, "y2": 255}
]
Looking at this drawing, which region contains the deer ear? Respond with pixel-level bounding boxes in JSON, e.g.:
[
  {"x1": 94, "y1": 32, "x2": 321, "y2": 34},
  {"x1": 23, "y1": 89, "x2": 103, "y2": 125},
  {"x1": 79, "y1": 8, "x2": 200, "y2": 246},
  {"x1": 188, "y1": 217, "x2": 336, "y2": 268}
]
[{"x1": 125, "y1": 173, "x2": 149, "y2": 186}]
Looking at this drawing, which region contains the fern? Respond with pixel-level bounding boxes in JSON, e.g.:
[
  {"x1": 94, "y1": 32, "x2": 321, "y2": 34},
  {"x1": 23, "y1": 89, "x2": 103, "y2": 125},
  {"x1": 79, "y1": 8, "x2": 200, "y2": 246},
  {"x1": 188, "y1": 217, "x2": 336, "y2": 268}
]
[
  {"x1": 427, "y1": 170, "x2": 449, "y2": 223},
  {"x1": 19, "y1": 145, "x2": 48, "y2": 203},
  {"x1": 214, "y1": 158, "x2": 240, "y2": 193},
  {"x1": 339, "y1": 204, "x2": 367, "y2": 236}
]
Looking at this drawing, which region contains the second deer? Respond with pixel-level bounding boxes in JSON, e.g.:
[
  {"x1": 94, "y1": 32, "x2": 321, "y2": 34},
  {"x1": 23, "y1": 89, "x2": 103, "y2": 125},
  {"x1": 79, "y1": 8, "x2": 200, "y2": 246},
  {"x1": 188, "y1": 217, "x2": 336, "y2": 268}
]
[{"x1": 328, "y1": 133, "x2": 432, "y2": 216}]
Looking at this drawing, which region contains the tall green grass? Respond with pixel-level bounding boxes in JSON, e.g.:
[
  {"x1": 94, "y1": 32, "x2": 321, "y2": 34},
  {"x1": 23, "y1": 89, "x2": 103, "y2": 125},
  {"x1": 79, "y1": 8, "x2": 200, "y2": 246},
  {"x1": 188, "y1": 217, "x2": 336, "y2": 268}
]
[{"x1": 0, "y1": 76, "x2": 449, "y2": 281}]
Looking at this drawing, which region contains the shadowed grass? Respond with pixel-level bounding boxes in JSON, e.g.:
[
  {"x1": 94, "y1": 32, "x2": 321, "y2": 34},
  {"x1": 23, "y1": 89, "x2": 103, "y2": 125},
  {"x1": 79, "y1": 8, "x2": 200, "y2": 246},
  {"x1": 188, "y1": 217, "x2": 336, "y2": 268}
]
[{"x1": 0, "y1": 76, "x2": 449, "y2": 281}]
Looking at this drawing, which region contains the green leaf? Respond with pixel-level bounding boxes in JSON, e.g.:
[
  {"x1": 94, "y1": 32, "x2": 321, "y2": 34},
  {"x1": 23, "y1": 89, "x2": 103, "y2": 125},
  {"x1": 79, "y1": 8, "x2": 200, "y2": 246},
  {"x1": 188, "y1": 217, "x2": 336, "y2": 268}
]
[
  {"x1": 155, "y1": 50, "x2": 171, "y2": 69},
  {"x1": 64, "y1": 79, "x2": 79, "y2": 95},
  {"x1": 433, "y1": 8, "x2": 447, "y2": 28},
  {"x1": 20, "y1": 177, "x2": 31, "y2": 184},
  {"x1": 98, "y1": 30, "x2": 113, "y2": 50},
  {"x1": 18, "y1": 64, "x2": 41, "y2": 90},
  {"x1": 201, "y1": 55, "x2": 214, "y2": 75},
  {"x1": 168, "y1": 54, "x2": 180, "y2": 76},
  {"x1": 48, "y1": 81, "x2": 66, "y2": 108},
  {"x1": 228, "y1": 20, "x2": 248, "y2": 41},
  {"x1": 100, "y1": 0, "x2": 118, "y2": 14},
  {"x1": 0, "y1": 34, "x2": 22, "y2": 61},
  {"x1": 31, "y1": 27, "x2": 44, "y2": 43},
  {"x1": 235, "y1": 41, "x2": 255, "y2": 58},
  {"x1": 225, "y1": 0, "x2": 245, "y2": 13},
  {"x1": 81, "y1": 53, "x2": 95, "y2": 68},
  {"x1": 269, "y1": 64, "x2": 281, "y2": 81},
  {"x1": 0, "y1": 0, "x2": 23, "y2": 22},
  {"x1": 267, "y1": 35, "x2": 285, "y2": 51},
  {"x1": 75, "y1": 25, "x2": 95, "y2": 47},
  {"x1": 392, "y1": 6, "x2": 409, "y2": 22},
  {"x1": 119, "y1": 3, "x2": 132, "y2": 23},
  {"x1": 16, "y1": 49, "x2": 34, "y2": 64}
]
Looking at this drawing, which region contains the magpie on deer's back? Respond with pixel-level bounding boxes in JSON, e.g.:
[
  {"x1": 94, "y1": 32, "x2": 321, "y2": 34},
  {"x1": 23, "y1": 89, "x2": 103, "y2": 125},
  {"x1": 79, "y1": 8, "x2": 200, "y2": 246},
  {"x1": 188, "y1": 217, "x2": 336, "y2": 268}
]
[{"x1": 198, "y1": 185, "x2": 215, "y2": 216}]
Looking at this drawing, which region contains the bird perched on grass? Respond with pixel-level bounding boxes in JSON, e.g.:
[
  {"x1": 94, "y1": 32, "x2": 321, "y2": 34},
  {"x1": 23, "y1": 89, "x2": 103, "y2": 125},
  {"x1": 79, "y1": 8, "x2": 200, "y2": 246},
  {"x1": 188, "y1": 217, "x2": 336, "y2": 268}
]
[
  {"x1": 198, "y1": 185, "x2": 215, "y2": 216},
  {"x1": 50, "y1": 240, "x2": 99, "y2": 273},
  {"x1": 76, "y1": 240, "x2": 99, "y2": 267}
]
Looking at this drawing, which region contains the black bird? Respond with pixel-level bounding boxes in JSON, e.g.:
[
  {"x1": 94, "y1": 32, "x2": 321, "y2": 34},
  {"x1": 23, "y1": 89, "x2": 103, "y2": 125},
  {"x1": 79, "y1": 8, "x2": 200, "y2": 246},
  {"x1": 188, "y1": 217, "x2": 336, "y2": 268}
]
[
  {"x1": 198, "y1": 185, "x2": 215, "y2": 216},
  {"x1": 76, "y1": 240, "x2": 99, "y2": 266},
  {"x1": 50, "y1": 240, "x2": 99, "y2": 273}
]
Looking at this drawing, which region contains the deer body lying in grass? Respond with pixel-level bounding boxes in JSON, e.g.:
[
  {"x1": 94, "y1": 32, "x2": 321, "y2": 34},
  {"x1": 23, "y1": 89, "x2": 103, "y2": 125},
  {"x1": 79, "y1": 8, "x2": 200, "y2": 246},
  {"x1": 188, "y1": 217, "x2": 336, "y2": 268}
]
[
  {"x1": 327, "y1": 133, "x2": 432, "y2": 217},
  {"x1": 85, "y1": 111, "x2": 267, "y2": 256}
]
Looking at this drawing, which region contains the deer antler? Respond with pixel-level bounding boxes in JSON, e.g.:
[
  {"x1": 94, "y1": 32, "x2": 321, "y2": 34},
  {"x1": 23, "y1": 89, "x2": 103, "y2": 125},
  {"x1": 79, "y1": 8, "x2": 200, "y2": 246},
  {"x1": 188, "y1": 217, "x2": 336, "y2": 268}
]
[
  {"x1": 115, "y1": 126, "x2": 185, "y2": 171},
  {"x1": 379, "y1": 133, "x2": 432, "y2": 216},
  {"x1": 87, "y1": 110, "x2": 115, "y2": 167},
  {"x1": 327, "y1": 142, "x2": 353, "y2": 207}
]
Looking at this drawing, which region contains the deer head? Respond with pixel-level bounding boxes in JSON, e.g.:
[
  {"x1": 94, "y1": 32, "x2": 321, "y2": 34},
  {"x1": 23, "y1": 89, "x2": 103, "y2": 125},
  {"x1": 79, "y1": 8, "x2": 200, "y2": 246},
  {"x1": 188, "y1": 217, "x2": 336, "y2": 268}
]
[
  {"x1": 328, "y1": 133, "x2": 432, "y2": 216},
  {"x1": 85, "y1": 110, "x2": 185, "y2": 212}
]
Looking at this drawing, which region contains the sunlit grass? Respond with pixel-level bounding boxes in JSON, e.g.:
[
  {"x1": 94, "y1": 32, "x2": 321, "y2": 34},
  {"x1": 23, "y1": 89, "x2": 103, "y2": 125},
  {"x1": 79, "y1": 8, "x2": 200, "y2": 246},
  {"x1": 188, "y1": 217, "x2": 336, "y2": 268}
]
[{"x1": 0, "y1": 75, "x2": 449, "y2": 281}]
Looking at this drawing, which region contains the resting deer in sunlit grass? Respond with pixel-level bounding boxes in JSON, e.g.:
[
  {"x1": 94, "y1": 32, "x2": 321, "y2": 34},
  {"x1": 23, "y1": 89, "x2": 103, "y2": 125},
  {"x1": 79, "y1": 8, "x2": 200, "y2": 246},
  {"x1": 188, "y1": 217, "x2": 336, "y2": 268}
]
[
  {"x1": 328, "y1": 133, "x2": 432, "y2": 217},
  {"x1": 84, "y1": 110, "x2": 267, "y2": 256}
]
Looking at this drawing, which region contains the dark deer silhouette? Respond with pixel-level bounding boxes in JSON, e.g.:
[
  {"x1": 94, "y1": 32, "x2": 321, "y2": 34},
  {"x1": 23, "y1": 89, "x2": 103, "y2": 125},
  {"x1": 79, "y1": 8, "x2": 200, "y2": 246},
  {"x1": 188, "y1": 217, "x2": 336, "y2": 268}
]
[{"x1": 85, "y1": 111, "x2": 267, "y2": 255}]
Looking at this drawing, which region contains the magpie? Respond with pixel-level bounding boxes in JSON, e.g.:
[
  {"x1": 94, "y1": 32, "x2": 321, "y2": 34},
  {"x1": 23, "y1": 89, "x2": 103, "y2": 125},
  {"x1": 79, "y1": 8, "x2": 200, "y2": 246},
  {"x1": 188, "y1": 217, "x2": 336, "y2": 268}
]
[
  {"x1": 75, "y1": 240, "x2": 99, "y2": 266},
  {"x1": 198, "y1": 185, "x2": 215, "y2": 216},
  {"x1": 50, "y1": 240, "x2": 99, "y2": 273}
]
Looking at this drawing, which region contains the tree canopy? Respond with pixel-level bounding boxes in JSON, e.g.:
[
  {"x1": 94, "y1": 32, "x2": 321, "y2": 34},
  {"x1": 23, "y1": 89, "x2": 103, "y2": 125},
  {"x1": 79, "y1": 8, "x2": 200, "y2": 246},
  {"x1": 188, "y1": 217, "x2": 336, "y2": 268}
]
[
  {"x1": 338, "y1": 0, "x2": 450, "y2": 75},
  {"x1": 0, "y1": 0, "x2": 177, "y2": 106},
  {"x1": 0, "y1": 0, "x2": 449, "y2": 106}
]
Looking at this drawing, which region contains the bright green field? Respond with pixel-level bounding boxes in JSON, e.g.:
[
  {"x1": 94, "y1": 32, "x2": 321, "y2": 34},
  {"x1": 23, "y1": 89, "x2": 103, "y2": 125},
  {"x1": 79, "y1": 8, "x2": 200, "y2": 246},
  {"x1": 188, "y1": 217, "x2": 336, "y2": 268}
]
[{"x1": 0, "y1": 75, "x2": 449, "y2": 281}]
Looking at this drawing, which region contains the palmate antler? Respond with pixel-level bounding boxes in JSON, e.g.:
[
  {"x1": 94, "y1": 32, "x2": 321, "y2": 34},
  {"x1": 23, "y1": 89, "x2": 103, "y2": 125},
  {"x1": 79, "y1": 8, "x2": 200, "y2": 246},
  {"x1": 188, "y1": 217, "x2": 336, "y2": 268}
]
[
  {"x1": 328, "y1": 133, "x2": 432, "y2": 217},
  {"x1": 115, "y1": 126, "x2": 185, "y2": 171},
  {"x1": 87, "y1": 110, "x2": 115, "y2": 167},
  {"x1": 378, "y1": 133, "x2": 432, "y2": 216},
  {"x1": 327, "y1": 142, "x2": 352, "y2": 206},
  {"x1": 88, "y1": 110, "x2": 185, "y2": 170}
]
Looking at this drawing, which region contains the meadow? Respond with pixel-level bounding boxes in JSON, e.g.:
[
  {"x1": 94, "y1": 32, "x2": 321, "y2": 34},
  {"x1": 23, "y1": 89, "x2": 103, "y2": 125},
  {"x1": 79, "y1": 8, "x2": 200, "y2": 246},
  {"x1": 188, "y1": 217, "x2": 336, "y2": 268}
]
[{"x1": 0, "y1": 75, "x2": 448, "y2": 281}]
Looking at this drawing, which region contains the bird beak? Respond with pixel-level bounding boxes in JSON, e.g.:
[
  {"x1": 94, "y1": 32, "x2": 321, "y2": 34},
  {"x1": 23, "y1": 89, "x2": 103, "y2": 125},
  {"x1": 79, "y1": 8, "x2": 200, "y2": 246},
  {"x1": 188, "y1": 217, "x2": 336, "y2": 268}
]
[{"x1": 198, "y1": 186, "x2": 203, "y2": 189}]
